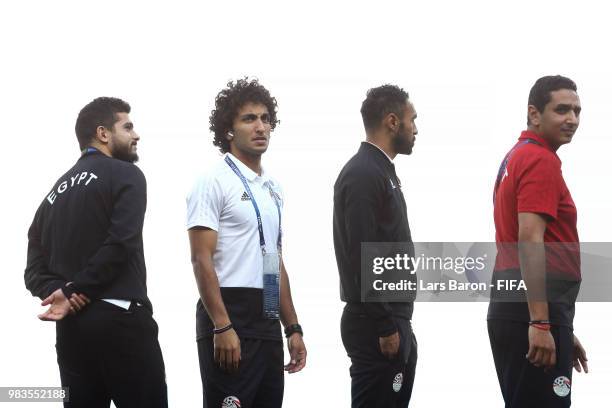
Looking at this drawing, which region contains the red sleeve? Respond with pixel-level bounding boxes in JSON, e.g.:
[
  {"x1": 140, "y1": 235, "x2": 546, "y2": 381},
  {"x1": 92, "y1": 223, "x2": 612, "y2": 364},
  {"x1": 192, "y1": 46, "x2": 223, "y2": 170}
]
[{"x1": 515, "y1": 152, "x2": 562, "y2": 220}]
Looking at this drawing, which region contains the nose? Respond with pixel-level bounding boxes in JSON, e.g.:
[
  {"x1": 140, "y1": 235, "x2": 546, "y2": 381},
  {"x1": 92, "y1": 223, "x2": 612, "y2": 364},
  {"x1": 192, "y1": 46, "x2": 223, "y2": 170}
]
[
  {"x1": 566, "y1": 111, "x2": 578, "y2": 125},
  {"x1": 254, "y1": 118, "x2": 266, "y2": 133},
  {"x1": 133, "y1": 131, "x2": 140, "y2": 140}
]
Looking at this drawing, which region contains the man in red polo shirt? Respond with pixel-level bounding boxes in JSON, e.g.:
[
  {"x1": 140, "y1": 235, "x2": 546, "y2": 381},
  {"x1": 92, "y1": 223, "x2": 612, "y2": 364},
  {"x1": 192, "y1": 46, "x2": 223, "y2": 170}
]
[{"x1": 488, "y1": 75, "x2": 589, "y2": 407}]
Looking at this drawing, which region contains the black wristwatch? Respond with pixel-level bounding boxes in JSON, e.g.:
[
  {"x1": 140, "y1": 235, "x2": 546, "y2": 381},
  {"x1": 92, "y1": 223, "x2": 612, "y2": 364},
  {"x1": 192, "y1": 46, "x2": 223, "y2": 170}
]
[{"x1": 284, "y1": 323, "x2": 303, "y2": 338}]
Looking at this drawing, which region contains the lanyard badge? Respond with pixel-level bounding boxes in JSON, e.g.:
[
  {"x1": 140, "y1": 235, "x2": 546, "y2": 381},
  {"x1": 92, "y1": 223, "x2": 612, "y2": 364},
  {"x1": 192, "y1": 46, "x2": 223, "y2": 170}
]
[
  {"x1": 225, "y1": 156, "x2": 282, "y2": 319},
  {"x1": 262, "y1": 252, "x2": 281, "y2": 319}
]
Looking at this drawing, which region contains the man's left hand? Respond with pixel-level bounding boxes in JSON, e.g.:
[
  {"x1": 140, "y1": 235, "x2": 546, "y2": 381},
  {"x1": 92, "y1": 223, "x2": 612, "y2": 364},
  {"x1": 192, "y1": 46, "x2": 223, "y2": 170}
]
[
  {"x1": 285, "y1": 333, "x2": 307, "y2": 373},
  {"x1": 573, "y1": 334, "x2": 589, "y2": 373},
  {"x1": 38, "y1": 289, "x2": 71, "y2": 321}
]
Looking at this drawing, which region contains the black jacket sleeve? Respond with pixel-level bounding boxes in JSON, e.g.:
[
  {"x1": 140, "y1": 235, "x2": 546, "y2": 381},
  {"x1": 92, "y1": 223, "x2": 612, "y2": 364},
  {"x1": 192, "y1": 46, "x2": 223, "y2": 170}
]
[
  {"x1": 70, "y1": 164, "x2": 147, "y2": 297},
  {"x1": 343, "y1": 169, "x2": 397, "y2": 337},
  {"x1": 24, "y1": 209, "x2": 66, "y2": 299}
]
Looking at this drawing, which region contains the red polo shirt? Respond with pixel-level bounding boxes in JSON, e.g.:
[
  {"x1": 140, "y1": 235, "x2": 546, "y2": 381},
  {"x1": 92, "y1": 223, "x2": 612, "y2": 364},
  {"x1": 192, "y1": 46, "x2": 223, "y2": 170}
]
[{"x1": 493, "y1": 130, "x2": 580, "y2": 279}]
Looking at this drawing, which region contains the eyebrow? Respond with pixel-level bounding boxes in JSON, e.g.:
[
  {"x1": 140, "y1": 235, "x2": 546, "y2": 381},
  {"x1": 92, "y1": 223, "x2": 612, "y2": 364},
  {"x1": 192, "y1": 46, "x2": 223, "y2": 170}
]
[
  {"x1": 240, "y1": 113, "x2": 269, "y2": 120},
  {"x1": 555, "y1": 103, "x2": 581, "y2": 110}
]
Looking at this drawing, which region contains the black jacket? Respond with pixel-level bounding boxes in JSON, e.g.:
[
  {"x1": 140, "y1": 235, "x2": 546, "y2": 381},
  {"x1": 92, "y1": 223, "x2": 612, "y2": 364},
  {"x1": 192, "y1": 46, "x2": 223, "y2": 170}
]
[
  {"x1": 25, "y1": 149, "x2": 152, "y2": 311},
  {"x1": 333, "y1": 142, "x2": 414, "y2": 336}
]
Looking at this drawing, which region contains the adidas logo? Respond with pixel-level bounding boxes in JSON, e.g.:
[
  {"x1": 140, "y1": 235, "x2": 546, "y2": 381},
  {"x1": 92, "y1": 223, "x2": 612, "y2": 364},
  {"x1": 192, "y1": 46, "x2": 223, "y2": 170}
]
[{"x1": 241, "y1": 192, "x2": 251, "y2": 201}]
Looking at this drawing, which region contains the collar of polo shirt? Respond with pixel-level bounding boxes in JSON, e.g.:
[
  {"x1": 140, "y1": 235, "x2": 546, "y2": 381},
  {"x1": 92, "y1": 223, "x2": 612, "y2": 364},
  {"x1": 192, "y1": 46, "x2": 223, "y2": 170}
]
[{"x1": 225, "y1": 153, "x2": 271, "y2": 183}]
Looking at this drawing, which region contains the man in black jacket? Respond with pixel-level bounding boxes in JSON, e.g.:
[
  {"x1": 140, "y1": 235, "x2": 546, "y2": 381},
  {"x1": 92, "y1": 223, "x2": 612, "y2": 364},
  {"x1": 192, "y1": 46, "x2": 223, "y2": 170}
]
[
  {"x1": 333, "y1": 84, "x2": 419, "y2": 407},
  {"x1": 25, "y1": 97, "x2": 167, "y2": 407}
]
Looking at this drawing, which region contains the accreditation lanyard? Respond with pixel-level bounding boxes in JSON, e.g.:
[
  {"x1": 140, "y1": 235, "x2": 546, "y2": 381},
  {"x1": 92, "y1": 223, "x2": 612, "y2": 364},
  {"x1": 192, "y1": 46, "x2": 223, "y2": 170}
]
[
  {"x1": 224, "y1": 156, "x2": 282, "y2": 254},
  {"x1": 225, "y1": 155, "x2": 282, "y2": 319},
  {"x1": 493, "y1": 138, "x2": 541, "y2": 204},
  {"x1": 82, "y1": 147, "x2": 99, "y2": 156}
]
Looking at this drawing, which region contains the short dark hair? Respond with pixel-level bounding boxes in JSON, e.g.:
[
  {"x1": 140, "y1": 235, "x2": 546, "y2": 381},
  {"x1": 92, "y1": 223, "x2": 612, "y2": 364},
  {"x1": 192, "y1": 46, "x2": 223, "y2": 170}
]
[
  {"x1": 360, "y1": 84, "x2": 409, "y2": 130},
  {"x1": 209, "y1": 78, "x2": 279, "y2": 154},
  {"x1": 75, "y1": 97, "x2": 131, "y2": 150},
  {"x1": 527, "y1": 75, "x2": 577, "y2": 125}
]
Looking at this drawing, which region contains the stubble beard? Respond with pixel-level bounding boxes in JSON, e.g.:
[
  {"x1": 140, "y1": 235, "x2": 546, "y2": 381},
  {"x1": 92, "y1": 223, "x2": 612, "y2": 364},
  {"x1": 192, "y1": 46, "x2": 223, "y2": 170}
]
[
  {"x1": 111, "y1": 143, "x2": 139, "y2": 163},
  {"x1": 393, "y1": 123, "x2": 413, "y2": 156}
]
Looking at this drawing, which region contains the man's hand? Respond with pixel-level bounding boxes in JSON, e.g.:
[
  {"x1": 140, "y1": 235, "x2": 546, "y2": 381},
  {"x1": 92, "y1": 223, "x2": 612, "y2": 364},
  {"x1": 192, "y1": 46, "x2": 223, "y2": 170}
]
[
  {"x1": 379, "y1": 331, "x2": 400, "y2": 360},
  {"x1": 285, "y1": 333, "x2": 307, "y2": 373},
  {"x1": 68, "y1": 293, "x2": 91, "y2": 314},
  {"x1": 572, "y1": 334, "x2": 589, "y2": 373},
  {"x1": 526, "y1": 325, "x2": 556, "y2": 369},
  {"x1": 38, "y1": 289, "x2": 71, "y2": 321},
  {"x1": 214, "y1": 328, "x2": 241, "y2": 373}
]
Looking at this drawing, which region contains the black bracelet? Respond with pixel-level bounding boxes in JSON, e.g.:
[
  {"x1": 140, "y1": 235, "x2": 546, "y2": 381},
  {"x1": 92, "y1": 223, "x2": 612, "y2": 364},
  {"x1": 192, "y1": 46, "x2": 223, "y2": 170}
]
[
  {"x1": 213, "y1": 323, "x2": 233, "y2": 335},
  {"x1": 284, "y1": 323, "x2": 303, "y2": 338},
  {"x1": 529, "y1": 320, "x2": 551, "y2": 325}
]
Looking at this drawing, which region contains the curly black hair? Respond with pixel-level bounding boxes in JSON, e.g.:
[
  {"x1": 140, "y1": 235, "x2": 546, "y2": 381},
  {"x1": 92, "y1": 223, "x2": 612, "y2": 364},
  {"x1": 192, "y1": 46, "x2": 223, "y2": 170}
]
[{"x1": 209, "y1": 77, "x2": 279, "y2": 153}]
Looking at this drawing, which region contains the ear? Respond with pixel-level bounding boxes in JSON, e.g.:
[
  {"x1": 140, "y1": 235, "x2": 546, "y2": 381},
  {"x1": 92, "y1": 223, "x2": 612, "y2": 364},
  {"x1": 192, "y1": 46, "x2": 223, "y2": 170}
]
[
  {"x1": 384, "y1": 113, "x2": 400, "y2": 133},
  {"x1": 95, "y1": 125, "x2": 111, "y2": 144},
  {"x1": 527, "y1": 105, "x2": 541, "y2": 127}
]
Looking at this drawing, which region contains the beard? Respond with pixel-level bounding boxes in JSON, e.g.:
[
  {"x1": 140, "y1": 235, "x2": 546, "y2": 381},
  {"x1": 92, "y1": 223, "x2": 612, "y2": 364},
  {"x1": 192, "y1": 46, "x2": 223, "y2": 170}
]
[
  {"x1": 111, "y1": 142, "x2": 139, "y2": 163},
  {"x1": 392, "y1": 122, "x2": 414, "y2": 155}
]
